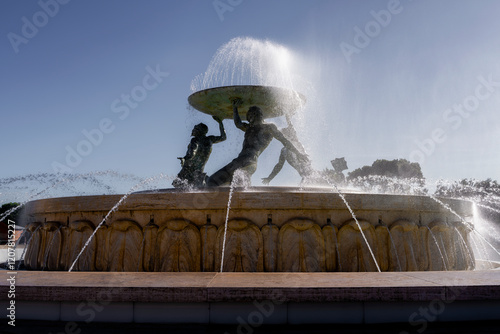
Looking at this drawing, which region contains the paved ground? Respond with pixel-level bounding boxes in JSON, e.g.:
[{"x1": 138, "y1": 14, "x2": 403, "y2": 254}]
[
  {"x1": 2, "y1": 270, "x2": 499, "y2": 303},
  {"x1": 1, "y1": 270, "x2": 499, "y2": 326}
]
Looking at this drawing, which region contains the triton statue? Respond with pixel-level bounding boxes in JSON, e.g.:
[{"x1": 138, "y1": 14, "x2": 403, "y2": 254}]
[
  {"x1": 207, "y1": 99, "x2": 308, "y2": 186},
  {"x1": 173, "y1": 116, "x2": 226, "y2": 188},
  {"x1": 262, "y1": 114, "x2": 314, "y2": 185}
]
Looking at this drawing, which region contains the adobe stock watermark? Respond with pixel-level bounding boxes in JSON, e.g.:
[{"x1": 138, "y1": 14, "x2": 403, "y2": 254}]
[
  {"x1": 51, "y1": 64, "x2": 169, "y2": 173},
  {"x1": 224, "y1": 291, "x2": 286, "y2": 334},
  {"x1": 399, "y1": 285, "x2": 466, "y2": 334},
  {"x1": 339, "y1": 0, "x2": 408, "y2": 64},
  {"x1": 7, "y1": 0, "x2": 71, "y2": 54},
  {"x1": 213, "y1": 0, "x2": 244, "y2": 22},
  {"x1": 47, "y1": 285, "x2": 127, "y2": 334},
  {"x1": 409, "y1": 74, "x2": 500, "y2": 165},
  {"x1": 6, "y1": 219, "x2": 18, "y2": 327}
]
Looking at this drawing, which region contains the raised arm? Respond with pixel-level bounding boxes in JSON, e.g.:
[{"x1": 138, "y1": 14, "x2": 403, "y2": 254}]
[
  {"x1": 232, "y1": 98, "x2": 247, "y2": 131},
  {"x1": 210, "y1": 116, "x2": 226, "y2": 143},
  {"x1": 262, "y1": 147, "x2": 287, "y2": 185},
  {"x1": 272, "y1": 125, "x2": 307, "y2": 160}
]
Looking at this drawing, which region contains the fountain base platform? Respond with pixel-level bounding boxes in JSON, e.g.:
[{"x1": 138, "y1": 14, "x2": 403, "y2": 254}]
[{"x1": 1, "y1": 271, "x2": 500, "y2": 324}]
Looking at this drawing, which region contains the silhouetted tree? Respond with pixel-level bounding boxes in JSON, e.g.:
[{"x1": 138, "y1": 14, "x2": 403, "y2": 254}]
[
  {"x1": 348, "y1": 159, "x2": 423, "y2": 179},
  {"x1": 346, "y1": 159, "x2": 426, "y2": 194}
]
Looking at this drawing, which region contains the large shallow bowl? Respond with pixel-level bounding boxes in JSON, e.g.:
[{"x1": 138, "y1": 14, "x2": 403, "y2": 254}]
[{"x1": 188, "y1": 85, "x2": 306, "y2": 120}]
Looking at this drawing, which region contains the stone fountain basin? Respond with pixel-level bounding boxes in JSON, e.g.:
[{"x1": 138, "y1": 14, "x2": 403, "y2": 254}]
[{"x1": 19, "y1": 187, "x2": 476, "y2": 272}]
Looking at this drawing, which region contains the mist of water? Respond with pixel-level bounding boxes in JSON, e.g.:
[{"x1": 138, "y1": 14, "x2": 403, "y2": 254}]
[
  {"x1": 0, "y1": 171, "x2": 147, "y2": 222},
  {"x1": 425, "y1": 226, "x2": 448, "y2": 271},
  {"x1": 191, "y1": 37, "x2": 302, "y2": 92},
  {"x1": 383, "y1": 225, "x2": 402, "y2": 272},
  {"x1": 17, "y1": 225, "x2": 40, "y2": 270},
  {"x1": 326, "y1": 179, "x2": 381, "y2": 272},
  {"x1": 42, "y1": 225, "x2": 63, "y2": 271}
]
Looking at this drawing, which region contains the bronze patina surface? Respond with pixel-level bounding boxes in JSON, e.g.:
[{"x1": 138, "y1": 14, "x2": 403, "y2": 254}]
[{"x1": 188, "y1": 85, "x2": 306, "y2": 120}]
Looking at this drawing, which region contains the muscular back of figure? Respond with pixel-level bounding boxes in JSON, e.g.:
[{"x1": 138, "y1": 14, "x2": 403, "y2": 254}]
[{"x1": 240, "y1": 123, "x2": 275, "y2": 158}]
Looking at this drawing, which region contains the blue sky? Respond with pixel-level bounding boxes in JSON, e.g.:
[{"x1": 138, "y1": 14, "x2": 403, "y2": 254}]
[{"x1": 1, "y1": 0, "x2": 500, "y2": 194}]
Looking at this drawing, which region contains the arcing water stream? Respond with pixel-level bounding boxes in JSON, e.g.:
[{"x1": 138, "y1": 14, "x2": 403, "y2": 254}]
[{"x1": 68, "y1": 173, "x2": 172, "y2": 272}]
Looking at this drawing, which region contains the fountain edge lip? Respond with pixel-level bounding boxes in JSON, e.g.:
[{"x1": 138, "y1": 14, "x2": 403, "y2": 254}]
[
  {"x1": 132, "y1": 185, "x2": 360, "y2": 194},
  {"x1": 131, "y1": 186, "x2": 475, "y2": 200},
  {"x1": 18, "y1": 186, "x2": 476, "y2": 226},
  {"x1": 189, "y1": 84, "x2": 306, "y2": 95}
]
